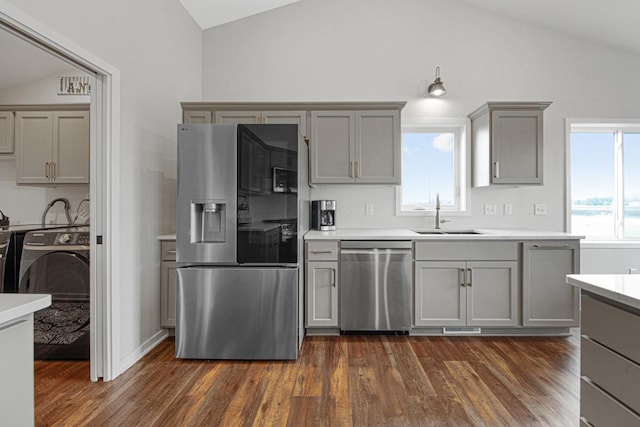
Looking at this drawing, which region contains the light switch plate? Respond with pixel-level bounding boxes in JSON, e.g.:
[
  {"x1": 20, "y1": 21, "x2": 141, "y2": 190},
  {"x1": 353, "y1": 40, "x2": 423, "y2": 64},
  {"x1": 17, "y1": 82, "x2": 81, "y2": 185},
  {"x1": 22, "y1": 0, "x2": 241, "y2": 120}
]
[
  {"x1": 365, "y1": 204, "x2": 374, "y2": 216},
  {"x1": 484, "y1": 204, "x2": 497, "y2": 216},
  {"x1": 534, "y1": 204, "x2": 547, "y2": 216},
  {"x1": 504, "y1": 203, "x2": 512, "y2": 215}
]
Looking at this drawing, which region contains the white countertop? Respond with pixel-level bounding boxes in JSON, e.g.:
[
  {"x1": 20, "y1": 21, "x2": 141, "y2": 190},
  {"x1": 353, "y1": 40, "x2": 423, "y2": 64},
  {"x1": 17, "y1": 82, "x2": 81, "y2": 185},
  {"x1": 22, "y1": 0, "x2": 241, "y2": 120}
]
[
  {"x1": 567, "y1": 274, "x2": 640, "y2": 310},
  {"x1": 0, "y1": 294, "x2": 51, "y2": 326},
  {"x1": 304, "y1": 228, "x2": 583, "y2": 240}
]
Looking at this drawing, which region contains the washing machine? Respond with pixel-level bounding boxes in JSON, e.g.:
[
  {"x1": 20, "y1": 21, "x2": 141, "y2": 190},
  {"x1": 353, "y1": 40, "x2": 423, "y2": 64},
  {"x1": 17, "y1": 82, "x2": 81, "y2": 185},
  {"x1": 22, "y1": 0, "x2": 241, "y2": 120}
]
[{"x1": 19, "y1": 227, "x2": 90, "y2": 360}]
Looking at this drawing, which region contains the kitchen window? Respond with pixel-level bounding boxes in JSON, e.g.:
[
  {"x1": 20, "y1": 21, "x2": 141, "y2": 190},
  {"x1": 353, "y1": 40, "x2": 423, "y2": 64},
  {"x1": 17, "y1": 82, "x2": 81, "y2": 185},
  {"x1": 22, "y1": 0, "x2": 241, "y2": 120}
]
[
  {"x1": 568, "y1": 121, "x2": 640, "y2": 239},
  {"x1": 396, "y1": 120, "x2": 467, "y2": 214}
]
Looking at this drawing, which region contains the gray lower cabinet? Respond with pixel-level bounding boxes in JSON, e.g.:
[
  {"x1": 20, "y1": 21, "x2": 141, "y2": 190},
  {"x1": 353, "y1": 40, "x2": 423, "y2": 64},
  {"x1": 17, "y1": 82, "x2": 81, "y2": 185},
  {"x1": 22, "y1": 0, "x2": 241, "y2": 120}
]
[
  {"x1": 415, "y1": 260, "x2": 517, "y2": 327},
  {"x1": 579, "y1": 294, "x2": 640, "y2": 426},
  {"x1": 160, "y1": 240, "x2": 177, "y2": 328},
  {"x1": 305, "y1": 241, "x2": 339, "y2": 328},
  {"x1": 414, "y1": 241, "x2": 518, "y2": 328},
  {"x1": 521, "y1": 240, "x2": 580, "y2": 327}
]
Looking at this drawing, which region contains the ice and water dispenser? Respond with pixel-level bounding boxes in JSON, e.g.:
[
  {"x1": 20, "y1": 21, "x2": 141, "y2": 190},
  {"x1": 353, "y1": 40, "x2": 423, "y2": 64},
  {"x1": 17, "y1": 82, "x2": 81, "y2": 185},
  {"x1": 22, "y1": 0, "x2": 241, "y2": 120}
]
[{"x1": 191, "y1": 201, "x2": 226, "y2": 243}]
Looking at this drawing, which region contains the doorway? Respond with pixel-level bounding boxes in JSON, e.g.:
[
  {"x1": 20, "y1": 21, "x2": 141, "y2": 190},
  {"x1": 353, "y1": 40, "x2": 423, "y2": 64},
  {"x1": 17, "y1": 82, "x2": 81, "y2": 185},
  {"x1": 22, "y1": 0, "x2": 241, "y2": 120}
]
[{"x1": 0, "y1": 7, "x2": 117, "y2": 381}]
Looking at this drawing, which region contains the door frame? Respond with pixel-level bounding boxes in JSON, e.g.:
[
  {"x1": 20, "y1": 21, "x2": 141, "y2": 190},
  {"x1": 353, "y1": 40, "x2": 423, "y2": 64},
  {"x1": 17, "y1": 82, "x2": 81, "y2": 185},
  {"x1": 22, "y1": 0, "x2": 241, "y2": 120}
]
[{"x1": 0, "y1": 1, "x2": 120, "y2": 381}]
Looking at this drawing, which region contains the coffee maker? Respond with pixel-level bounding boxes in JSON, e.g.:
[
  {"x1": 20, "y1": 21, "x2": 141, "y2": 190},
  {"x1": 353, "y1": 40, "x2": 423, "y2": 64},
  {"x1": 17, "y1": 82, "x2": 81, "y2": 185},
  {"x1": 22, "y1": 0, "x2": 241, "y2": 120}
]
[{"x1": 311, "y1": 200, "x2": 336, "y2": 231}]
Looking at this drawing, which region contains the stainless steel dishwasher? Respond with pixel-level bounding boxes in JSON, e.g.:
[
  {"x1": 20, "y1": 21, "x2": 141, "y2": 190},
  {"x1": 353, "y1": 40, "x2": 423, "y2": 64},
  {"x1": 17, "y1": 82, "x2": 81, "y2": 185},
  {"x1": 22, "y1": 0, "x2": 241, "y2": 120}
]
[{"x1": 340, "y1": 241, "x2": 412, "y2": 333}]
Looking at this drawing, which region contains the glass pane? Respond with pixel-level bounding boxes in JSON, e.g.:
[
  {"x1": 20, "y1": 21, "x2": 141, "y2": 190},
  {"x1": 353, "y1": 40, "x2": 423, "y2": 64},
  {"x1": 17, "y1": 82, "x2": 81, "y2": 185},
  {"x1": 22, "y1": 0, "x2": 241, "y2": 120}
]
[
  {"x1": 624, "y1": 133, "x2": 640, "y2": 237},
  {"x1": 402, "y1": 132, "x2": 455, "y2": 209},
  {"x1": 237, "y1": 124, "x2": 299, "y2": 264},
  {"x1": 570, "y1": 132, "x2": 615, "y2": 238}
]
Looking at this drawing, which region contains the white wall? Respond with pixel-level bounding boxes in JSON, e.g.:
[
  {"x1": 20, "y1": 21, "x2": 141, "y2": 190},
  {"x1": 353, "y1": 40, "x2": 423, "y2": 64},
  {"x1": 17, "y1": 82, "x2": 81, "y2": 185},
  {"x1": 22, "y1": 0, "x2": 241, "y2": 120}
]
[
  {"x1": 0, "y1": 69, "x2": 90, "y2": 104},
  {"x1": 201, "y1": 0, "x2": 640, "y2": 234},
  {"x1": 2, "y1": 0, "x2": 202, "y2": 376}
]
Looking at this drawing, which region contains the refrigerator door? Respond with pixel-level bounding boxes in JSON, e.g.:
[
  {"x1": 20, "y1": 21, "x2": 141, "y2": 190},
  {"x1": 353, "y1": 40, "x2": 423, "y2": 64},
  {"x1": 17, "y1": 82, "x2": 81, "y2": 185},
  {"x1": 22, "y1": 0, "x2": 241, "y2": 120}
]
[
  {"x1": 176, "y1": 267, "x2": 298, "y2": 360},
  {"x1": 177, "y1": 124, "x2": 237, "y2": 265}
]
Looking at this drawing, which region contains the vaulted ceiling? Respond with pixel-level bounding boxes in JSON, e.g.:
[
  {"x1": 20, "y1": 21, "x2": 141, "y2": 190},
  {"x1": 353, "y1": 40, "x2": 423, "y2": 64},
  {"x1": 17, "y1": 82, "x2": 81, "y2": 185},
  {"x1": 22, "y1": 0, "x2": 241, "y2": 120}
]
[{"x1": 2, "y1": 0, "x2": 639, "y2": 91}]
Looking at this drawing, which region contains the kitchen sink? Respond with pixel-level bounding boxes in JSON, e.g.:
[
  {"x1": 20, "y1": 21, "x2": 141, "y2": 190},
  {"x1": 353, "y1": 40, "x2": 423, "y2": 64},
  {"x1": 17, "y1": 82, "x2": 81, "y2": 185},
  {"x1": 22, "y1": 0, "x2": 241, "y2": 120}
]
[{"x1": 412, "y1": 230, "x2": 483, "y2": 235}]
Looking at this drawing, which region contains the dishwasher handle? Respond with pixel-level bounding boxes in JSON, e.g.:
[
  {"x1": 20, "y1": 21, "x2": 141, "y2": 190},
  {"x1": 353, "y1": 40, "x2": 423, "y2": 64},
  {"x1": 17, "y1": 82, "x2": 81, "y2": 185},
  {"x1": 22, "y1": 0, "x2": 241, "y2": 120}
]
[
  {"x1": 340, "y1": 241, "x2": 412, "y2": 250},
  {"x1": 340, "y1": 248, "x2": 412, "y2": 256}
]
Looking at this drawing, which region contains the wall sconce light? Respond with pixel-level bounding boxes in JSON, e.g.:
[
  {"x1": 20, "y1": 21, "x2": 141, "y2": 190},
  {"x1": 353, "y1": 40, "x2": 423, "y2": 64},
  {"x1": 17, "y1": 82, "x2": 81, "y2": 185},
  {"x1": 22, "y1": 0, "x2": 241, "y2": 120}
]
[{"x1": 427, "y1": 66, "x2": 447, "y2": 97}]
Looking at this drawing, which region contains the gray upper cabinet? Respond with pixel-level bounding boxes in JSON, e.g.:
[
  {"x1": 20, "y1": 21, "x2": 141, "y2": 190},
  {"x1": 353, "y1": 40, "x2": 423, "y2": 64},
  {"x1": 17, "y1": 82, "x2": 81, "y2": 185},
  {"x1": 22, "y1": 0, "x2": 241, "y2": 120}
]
[
  {"x1": 310, "y1": 109, "x2": 401, "y2": 184},
  {"x1": 0, "y1": 111, "x2": 14, "y2": 154},
  {"x1": 183, "y1": 110, "x2": 212, "y2": 124},
  {"x1": 15, "y1": 108, "x2": 89, "y2": 184},
  {"x1": 469, "y1": 102, "x2": 551, "y2": 187},
  {"x1": 181, "y1": 103, "x2": 308, "y2": 138},
  {"x1": 181, "y1": 102, "x2": 405, "y2": 182}
]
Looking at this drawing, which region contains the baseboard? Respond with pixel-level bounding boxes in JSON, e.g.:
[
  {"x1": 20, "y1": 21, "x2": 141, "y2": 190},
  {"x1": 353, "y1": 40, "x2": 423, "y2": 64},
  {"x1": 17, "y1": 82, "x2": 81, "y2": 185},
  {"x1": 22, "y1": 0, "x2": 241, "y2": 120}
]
[{"x1": 117, "y1": 329, "x2": 169, "y2": 378}]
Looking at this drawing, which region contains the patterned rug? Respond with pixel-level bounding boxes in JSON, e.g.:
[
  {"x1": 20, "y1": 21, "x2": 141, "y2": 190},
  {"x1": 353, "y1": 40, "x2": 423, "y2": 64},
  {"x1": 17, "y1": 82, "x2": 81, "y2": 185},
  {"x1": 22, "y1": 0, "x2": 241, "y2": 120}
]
[{"x1": 34, "y1": 302, "x2": 90, "y2": 345}]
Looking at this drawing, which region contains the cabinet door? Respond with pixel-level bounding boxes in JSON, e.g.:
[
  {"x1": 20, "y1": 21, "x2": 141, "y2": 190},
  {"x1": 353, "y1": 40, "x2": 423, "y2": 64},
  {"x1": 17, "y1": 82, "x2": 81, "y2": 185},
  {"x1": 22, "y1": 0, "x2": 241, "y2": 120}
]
[
  {"x1": 491, "y1": 110, "x2": 543, "y2": 184},
  {"x1": 306, "y1": 261, "x2": 338, "y2": 327},
  {"x1": 160, "y1": 261, "x2": 177, "y2": 328},
  {"x1": 262, "y1": 110, "x2": 308, "y2": 139},
  {"x1": 15, "y1": 111, "x2": 53, "y2": 183},
  {"x1": 522, "y1": 241, "x2": 580, "y2": 327},
  {"x1": 355, "y1": 110, "x2": 401, "y2": 184},
  {"x1": 0, "y1": 111, "x2": 14, "y2": 154},
  {"x1": 214, "y1": 111, "x2": 261, "y2": 124},
  {"x1": 310, "y1": 111, "x2": 355, "y2": 183},
  {"x1": 53, "y1": 111, "x2": 89, "y2": 183},
  {"x1": 183, "y1": 110, "x2": 212, "y2": 124},
  {"x1": 467, "y1": 261, "x2": 517, "y2": 327},
  {"x1": 415, "y1": 261, "x2": 466, "y2": 326}
]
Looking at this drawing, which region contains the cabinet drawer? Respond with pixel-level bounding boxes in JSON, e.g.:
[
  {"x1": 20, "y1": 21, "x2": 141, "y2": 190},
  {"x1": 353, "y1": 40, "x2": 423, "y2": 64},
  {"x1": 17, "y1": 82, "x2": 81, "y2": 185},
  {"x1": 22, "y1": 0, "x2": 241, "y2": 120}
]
[
  {"x1": 161, "y1": 240, "x2": 177, "y2": 261},
  {"x1": 414, "y1": 241, "x2": 517, "y2": 261},
  {"x1": 306, "y1": 241, "x2": 339, "y2": 261},
  {"x1": 582, "y1": 337, "x2": 640, "y2": 413},
  {"x1": 581, "y1": 378, "x2": 640, "y2": 427},
  {"x1": 582, "y1": 294, "x2": 640, "y2": 363}
]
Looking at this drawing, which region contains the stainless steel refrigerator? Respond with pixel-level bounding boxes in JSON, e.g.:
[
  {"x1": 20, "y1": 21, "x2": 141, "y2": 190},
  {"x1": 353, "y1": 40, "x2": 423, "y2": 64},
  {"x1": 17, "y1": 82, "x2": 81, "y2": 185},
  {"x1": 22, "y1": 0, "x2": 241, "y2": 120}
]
[{"x1": 175, "y1": 123, "x2": 308, "y2": 360}]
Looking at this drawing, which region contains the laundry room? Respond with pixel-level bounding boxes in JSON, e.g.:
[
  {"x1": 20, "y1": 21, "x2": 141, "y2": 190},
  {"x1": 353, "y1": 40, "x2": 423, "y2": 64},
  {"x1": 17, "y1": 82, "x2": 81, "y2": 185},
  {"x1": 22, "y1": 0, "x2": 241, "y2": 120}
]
[{"x1": 0, "y1": 27, "x2": 92, "y2": 361}]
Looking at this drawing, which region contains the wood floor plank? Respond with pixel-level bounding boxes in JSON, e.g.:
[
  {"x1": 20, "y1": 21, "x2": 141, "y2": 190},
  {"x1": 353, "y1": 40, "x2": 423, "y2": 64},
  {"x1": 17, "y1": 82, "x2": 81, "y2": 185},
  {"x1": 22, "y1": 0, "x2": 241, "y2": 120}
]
[{"x1": 34, "y1": 335, "x2": 581, "y2": 426}]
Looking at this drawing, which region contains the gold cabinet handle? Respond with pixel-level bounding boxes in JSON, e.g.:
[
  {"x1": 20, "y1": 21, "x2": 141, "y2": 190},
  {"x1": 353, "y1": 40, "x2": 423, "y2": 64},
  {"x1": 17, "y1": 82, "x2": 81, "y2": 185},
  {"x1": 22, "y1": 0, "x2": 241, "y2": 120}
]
[
  {"x1": 460, "y1": 268, "x2": 466, "y2": 287},
  {"x1": 52, "y1": 162, "x2": 56, "y2": 179},
  {"x1": 45, "y1": 162, "x2": 50, "y2": 179},
  {"x1": 332, "y1": 268, "x2": 336, "y2": 287},
  {"x1": 350, "y1": 162, "x2": 354, "y2": 178},
  {"x1": 311, "y1": 250, "x2": 332, "y2": 254},
  {"x1": 493, "y1": 161, "x2": 500, "y2": 179},
  {"x1": 356, "y1": 162, "x2": 360, "y2": 178},
  {"x1": 467, "y1": 268, "x2": 472, "y2": 286}
]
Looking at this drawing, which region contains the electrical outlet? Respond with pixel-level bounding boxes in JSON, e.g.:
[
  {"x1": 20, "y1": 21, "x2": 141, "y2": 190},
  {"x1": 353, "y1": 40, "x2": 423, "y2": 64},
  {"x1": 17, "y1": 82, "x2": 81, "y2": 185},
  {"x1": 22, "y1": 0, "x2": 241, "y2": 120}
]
[
  {"x1": 484, "y1": 204, "x2": 497, "y2": 216},
  {"x1": 365, "y1": 204, "x2": 374, "y2": 216},
  {"x1": 534, "y1": 204, "x2": 547, "y2": 216},
  {"x1": 504, "y1": 203, "x2": 512, "y2": 216}
]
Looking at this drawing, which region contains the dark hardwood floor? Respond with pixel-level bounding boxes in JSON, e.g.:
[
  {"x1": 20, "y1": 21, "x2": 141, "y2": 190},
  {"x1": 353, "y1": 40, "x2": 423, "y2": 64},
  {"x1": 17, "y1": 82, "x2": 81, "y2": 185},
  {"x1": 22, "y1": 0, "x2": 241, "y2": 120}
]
[{"x1": 34, "y1": 333, "x2": 580, "y2": 426}]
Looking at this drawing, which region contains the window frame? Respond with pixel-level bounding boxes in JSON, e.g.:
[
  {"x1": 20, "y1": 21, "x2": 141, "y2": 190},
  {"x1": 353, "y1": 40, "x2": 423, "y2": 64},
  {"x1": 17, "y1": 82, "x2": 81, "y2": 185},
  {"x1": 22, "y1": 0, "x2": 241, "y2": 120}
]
[
  {"x1": 396, "y1": 118, "x2": 469, "y2": 216},
  {"x1": 566, "y1": 119, "x2": 640, "y2": 240}
]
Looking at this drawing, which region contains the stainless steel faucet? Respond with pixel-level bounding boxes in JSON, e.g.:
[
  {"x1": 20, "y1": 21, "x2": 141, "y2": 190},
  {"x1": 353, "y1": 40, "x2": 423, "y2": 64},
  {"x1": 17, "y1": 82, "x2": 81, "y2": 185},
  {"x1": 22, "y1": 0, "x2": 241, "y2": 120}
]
[
  {"x1": 435, "y1": 204, "x2": 441, "y2": 229},
  {"x1": 42, "y1": 198, "x2": 72, "y2": 226}
]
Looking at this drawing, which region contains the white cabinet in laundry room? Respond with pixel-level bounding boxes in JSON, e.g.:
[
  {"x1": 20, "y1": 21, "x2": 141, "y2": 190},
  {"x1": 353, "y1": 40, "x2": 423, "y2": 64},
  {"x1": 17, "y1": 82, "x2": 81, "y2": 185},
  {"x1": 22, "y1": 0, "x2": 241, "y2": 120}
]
[
  {"x1": 15, "y1": 107, "x2": 89, "y2": 184},
  {"x1": 0, "y1": 111, "x2": 14, "y2": 153}
]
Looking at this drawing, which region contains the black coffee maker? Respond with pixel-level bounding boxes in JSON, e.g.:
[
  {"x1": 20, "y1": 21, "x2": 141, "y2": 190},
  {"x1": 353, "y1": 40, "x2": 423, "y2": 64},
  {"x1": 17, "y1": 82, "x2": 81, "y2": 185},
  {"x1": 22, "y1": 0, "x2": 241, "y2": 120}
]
[{"x1": 311, "y1": 200, "x2": 336, "y2": 231}]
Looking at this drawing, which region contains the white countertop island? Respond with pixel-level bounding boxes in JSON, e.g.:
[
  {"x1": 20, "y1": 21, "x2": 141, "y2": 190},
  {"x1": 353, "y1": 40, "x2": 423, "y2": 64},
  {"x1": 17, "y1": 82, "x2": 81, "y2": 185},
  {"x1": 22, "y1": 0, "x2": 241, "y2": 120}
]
[
  {"x1": 566, "y1": 274, "x2": 640, "y2": 425},
  {"x1": 0, "y1": 294, "x2": 51, "y2": 427}
]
